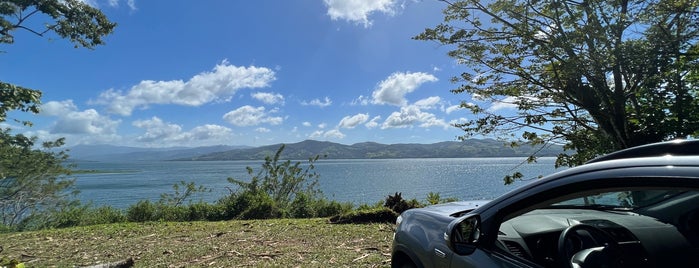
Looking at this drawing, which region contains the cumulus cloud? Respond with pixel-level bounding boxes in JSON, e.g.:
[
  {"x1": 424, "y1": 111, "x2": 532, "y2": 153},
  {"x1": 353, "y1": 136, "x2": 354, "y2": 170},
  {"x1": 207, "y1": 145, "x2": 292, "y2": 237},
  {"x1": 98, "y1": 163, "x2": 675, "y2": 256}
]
[
  {"x1": 132, "y1": 117, "x2": 182, "y2": 142},
  {"x1": 187, "y1": 124, "x2": 233, "y2": 141},
  {"x1": 413, "y1": 96, "x2": 441, "y2": 109},
  {"x1": 372, "y1": 72, "x2": 438, "y2": 106},
  {"x1": 41, "y1": 100, "x2": 120, "y2": 135},
  {"x1": 301, "y1": 97, "x2": 332, "y2": 107},
  {"x1": 251, "y1": 92, "x2": 285, "y2": 105},
  {"x1": 351, "y1": 95, "x2": 370, "y2": 106},
  {"x1": 309, "y1": 129, "x2": 346, "y2": 139},
  {"x1": 255, "y1": 127, "x2": 271, "y2": 133},
  {"x1": 302, "y1": 122, "x2": 312, "y2": 127},
  {"x1": 93, "y1": 60, "x2": 276, "y2": 116},
  {"x1": 324, "y1": 0, "x2": 397, "y2": 27},
  {"x1": 381, "y1": 105, "x2": 449, "y2": 129},
  {"x1": 132, "y1": 117, "x2": 233, "y2": 144},
  {"x1": 222, "y1": 105, "x2": 283, "y2": 126},
  {"x1": 338, "y1": 113, "x2": 369, "y2": 129},
  {"x1": 365, "y1": 116, "x2": 381, "y2": 129}
]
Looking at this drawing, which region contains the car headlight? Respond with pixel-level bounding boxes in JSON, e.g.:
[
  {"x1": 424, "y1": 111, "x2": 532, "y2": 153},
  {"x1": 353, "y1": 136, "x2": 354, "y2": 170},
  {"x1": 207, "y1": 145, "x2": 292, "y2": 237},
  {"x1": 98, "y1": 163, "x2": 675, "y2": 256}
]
[{"x1": 396, "y1": 215, "x2": 403, "y2": 226}]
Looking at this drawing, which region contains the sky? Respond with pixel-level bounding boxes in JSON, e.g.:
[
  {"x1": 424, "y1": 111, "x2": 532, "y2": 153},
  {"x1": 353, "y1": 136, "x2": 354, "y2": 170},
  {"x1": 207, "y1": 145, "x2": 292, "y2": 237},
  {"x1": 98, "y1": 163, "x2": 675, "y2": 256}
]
[{"x1": 1, "y1": 0, "x2": 509, "y2": 148}]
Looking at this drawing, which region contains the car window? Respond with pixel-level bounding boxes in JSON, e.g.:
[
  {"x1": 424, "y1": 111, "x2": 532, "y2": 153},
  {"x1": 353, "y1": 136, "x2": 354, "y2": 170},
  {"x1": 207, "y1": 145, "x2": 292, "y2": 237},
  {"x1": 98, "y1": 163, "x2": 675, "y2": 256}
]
[{"x1": 551, "y1": 190, "x2": 685, "y2": 209}]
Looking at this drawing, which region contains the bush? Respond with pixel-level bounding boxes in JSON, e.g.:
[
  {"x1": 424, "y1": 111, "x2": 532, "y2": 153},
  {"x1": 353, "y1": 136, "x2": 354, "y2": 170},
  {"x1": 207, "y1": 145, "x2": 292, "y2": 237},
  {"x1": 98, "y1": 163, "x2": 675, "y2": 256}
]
[
  {"x1": 384, "y1": 192, "x2": 421, "y2": 214},
  {"x1": 127, "y1": 200, "x2": 158, "y2": 222},
  {"x1": 328, "y1": 207, "x2": 398, "y2": 224}
]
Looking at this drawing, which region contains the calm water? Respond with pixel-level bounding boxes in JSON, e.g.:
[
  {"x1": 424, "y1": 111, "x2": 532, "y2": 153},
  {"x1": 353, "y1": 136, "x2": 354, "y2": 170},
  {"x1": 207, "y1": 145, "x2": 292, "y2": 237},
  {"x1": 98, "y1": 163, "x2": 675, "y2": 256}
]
[{"x1": 72, "y1": 158, "x2": 561, "y2": 209}]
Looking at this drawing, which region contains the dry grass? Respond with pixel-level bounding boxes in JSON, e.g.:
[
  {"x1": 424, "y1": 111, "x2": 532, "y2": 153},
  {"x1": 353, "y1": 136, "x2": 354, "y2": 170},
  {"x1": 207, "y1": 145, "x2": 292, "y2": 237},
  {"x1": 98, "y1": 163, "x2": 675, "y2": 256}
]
[{"x1": 0, "y1": 218, "x2": 395, "y2": 267}]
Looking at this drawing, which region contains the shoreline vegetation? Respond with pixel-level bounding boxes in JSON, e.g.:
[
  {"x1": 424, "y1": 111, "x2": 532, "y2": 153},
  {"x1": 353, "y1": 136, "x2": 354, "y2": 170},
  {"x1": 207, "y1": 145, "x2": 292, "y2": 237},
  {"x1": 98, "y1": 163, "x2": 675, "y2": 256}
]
[{"x1": 0, "y1": 146, "x2": 438, "y2": 267}]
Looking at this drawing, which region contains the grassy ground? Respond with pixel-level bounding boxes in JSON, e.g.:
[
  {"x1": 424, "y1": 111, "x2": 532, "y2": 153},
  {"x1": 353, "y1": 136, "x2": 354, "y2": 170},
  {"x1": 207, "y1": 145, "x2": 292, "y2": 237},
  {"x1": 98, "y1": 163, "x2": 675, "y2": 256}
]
[{"x1": 0, "y1": 218, "x2": 395, "y2": 267}]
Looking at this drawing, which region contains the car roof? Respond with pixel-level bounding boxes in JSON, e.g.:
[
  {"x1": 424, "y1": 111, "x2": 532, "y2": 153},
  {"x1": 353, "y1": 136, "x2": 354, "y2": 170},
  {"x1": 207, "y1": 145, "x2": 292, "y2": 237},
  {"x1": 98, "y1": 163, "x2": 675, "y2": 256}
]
[{"x1": 586, "y1": 139, "x2": 699, "y2": 163}]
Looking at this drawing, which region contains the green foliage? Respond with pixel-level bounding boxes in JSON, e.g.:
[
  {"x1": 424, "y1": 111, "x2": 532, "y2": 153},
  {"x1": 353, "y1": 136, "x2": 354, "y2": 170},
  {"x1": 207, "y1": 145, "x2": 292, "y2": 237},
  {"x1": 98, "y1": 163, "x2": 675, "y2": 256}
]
[
  {"x1": 426, "y1": 192, "x2": 458, "y2": 205},
  {"x1": 0, "y1": 130, "x2": 76, "y2": 229},
  {"x1": 159, "y1": 180, "x2": 211, "y2": 207},
  {"x1": 0, "y1": 0, "x2": 115, "y2": 123},
  {"x1": 383, "y1": 192, "x2": 421, "y2": 214},
  {"x1": 328, "y1": 207, "x2": 398, "y2": 224},
  {"x1": 222, "y1": 144, "x2": 328, "y2": 219},
  {"x1": 0, "y1": 257, "x2": 24, "y2": 268},
  {"x1": 417, "y1": 0, "x2": 699, "y2": 183},
  {"x1": 0, "y1": 0, "x2": 116, "y2": 229}
]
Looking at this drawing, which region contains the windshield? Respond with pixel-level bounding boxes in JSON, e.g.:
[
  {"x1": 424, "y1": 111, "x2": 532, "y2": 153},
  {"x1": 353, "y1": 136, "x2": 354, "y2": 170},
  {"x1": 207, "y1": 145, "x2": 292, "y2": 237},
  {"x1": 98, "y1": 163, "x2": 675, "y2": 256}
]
[{"x1": 551, "y1": 190, "x2": 685, "y2": 209}]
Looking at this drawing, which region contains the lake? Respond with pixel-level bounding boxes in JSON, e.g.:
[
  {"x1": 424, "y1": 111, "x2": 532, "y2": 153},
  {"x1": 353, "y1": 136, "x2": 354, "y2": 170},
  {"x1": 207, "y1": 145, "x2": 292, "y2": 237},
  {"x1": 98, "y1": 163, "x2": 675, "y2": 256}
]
[{"x1": 72, "y1": 157, "x2": 562, "y2": 209}]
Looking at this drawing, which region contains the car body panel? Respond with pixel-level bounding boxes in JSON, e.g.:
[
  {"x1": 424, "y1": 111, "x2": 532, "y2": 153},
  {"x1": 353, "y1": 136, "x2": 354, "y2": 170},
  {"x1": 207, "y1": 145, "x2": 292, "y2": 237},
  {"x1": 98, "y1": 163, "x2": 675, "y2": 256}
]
[{"x1": 392, "y1": 141, "x2": 699, "y2": 268}]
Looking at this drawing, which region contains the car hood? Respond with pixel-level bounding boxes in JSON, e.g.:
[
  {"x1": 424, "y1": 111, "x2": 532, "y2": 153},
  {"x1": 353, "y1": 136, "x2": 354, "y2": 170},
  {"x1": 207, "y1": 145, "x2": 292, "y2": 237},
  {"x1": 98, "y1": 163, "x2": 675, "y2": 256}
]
[{"x1": 418, "y1": 200, "x2": 491, "y2": 217}]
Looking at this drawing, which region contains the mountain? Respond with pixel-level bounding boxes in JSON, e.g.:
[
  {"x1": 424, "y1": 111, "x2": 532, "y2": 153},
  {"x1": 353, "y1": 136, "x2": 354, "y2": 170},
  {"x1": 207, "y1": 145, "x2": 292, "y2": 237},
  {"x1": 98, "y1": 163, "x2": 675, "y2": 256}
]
[
  {"x1": 183, "y1": 139, "x2": 564, "y2": 161},
  {"x1": 67, "y1": 144, "x2": 251, "y2": 161}
]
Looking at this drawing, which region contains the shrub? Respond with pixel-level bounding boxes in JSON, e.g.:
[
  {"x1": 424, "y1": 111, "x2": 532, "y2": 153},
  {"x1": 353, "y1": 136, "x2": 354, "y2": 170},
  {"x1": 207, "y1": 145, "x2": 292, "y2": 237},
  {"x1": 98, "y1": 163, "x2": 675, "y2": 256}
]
[
  {"x1": 127, "y1": 200, "x2": 158, "y2": 222},
  {"x1": 328, "y1": 207, "x2": 398, "y2": 224},
  {"x1": 220, "y1": 144, "x2": 327, "y2": 220},
  {"x1": 384, "y1": 192, "x2": 421, "y2": 214}
]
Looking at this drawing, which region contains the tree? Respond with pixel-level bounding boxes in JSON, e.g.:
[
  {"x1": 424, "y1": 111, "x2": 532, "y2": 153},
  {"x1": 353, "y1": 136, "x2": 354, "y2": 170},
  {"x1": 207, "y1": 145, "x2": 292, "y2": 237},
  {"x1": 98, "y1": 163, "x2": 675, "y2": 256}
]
[
  {"x1": 416, "y1": 0, "x2": 699, "y2": 182},
  {"x1": 1, "y1": 0, "x2": 116, "y2": 124},
  {"x1": 0, "y1": 0, "x2": 115, "y2": 227},
  {"x1": 0, "y1": 130, "x2": 74, "y2": 228}
]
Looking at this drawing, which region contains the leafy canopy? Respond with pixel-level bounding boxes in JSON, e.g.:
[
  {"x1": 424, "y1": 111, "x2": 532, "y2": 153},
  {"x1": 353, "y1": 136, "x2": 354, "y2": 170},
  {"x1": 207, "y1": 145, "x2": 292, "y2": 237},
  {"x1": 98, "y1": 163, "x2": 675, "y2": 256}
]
[
  {"x1": 0, "y1": 0, "x2": 116, "y2": 123},
  {"x1": 416, "y1": 0, "x2": 699, "y2": 182},
  {"x1": 0, "y1": 0, "x2": 115, "y2": 230}
]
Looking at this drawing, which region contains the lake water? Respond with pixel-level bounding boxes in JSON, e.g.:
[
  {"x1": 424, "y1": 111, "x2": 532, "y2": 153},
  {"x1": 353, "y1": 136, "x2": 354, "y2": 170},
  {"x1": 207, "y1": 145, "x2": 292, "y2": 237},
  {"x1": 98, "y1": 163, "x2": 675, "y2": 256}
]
[{"x1": 72, "y1": 157, "x2": 562, "y2": 209}]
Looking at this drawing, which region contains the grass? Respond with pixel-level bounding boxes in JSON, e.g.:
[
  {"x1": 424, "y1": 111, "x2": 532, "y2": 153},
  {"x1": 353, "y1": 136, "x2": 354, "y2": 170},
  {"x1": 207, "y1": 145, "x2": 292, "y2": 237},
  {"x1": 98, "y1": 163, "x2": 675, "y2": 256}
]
[{"x1": 0, "y1": 218, "x2": 395, "y2": 267}]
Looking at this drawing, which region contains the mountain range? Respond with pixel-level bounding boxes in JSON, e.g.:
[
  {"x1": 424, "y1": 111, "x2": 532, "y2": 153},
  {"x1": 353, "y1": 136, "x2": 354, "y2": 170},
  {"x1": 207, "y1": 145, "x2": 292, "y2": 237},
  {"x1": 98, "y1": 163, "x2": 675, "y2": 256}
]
[{"x1": 68, "y1": 139, "x2": 564, "y2": 162}]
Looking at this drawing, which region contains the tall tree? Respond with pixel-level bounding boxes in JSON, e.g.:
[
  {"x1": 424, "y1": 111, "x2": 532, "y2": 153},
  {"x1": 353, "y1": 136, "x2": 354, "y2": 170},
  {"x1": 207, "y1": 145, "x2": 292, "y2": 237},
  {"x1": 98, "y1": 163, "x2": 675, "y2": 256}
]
[
  {"x1": 416, "y1": 0, "x2": 699, "y2": 182},
  {"x1": 0, "y1": 0, "x2": 115, "y2": 228}
]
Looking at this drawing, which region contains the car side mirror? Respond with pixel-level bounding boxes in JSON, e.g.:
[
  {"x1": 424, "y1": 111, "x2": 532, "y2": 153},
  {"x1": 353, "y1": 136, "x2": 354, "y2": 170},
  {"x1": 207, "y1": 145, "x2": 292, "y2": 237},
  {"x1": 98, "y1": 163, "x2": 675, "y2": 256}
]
[{"x1": 446, "y1": 215, "x2": 481, "y2": 255}]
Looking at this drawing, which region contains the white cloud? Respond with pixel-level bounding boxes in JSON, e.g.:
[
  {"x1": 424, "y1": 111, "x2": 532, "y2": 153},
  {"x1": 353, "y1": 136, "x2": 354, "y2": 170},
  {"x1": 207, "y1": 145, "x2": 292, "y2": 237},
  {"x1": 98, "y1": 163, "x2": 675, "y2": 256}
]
[
  {"x1": 308, "y1": 129, "x2": 345, "y2": 139},
  {"x1": 251, "y1": 92, "x2": 285, "y2": 105},
  {"x1": 94, "y1": 60, "x2": 276, "y2": 116},
  {"x1": 351, "y1": 95, "x2": 370, "y2": 106},
  {"x1": 41, "y1": 100, "x2": 120, "y2": 135},
  {"x1": 187, "y1": 124, "x2": 233, "y2": 141},
  {"x1": 445, "y1": 104, "x2": 461, "y2": 114},
  {"x1": 132, "y1": 117, "x2": 183, "y2": 142},
  {"x1": 302, "y1": 122, "x2": 312, "y2": 127},
  {"x1": 318, "y1": 123, "x2": 327, "y2": 129},
  {"x1": 301, "y1": 97, "x2": 332, "y2": 107},
  {"x1": 127, "y1": 0, "x2": 136, "y2": 10},
  {"x1": 365, "y1": 116, "x2": 381, "y2": 129},
  {"x1": 372, "y1": 72, "x2": 438, "y2": 106},
  {"x1": 132, "y1": 117, "x2": 233, "y2": 144},
  {"x1": 309, "y1": 130, "x2": 324, "y2": 139},
  {"x1": 338, "y1": 113, "x2": 369, "y2": 129},
  {"x1": 222, "y1": 105, "x2": 283, "y2": 126},
  {"x1": 81, "y1": 0, "x2": 136, "y2": 11},
  {"x1": 413, "y1": 96, "x2": 441, "y2": 109},
  {"x1": 255, "y1": 127, "x2": 271, "y2": 133},
  {"x1": 324, "y1": 0, "x2": 397, "y2": 27},
  {"x1": 381, "y1": 105, "x2": 449, "y2": 129},
  {"x1": 323, "y1": 129, "x2": 346, "y2": 139}
]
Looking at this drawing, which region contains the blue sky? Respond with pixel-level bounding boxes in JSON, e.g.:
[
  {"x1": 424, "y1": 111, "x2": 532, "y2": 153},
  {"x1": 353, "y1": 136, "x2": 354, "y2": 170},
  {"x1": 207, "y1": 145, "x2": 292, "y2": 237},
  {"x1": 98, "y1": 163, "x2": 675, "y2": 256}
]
[{"x1": 1, "y1": 0, "x2": 511, "y2": 148}]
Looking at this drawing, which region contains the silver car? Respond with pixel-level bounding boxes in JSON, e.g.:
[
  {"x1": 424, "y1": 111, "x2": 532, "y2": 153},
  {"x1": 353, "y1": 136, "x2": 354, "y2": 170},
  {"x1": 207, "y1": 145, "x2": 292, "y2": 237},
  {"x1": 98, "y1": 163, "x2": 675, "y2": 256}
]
[{"x1": 391, "y1": 140, "x2": 699, "y2": 267}]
